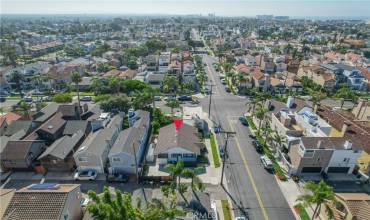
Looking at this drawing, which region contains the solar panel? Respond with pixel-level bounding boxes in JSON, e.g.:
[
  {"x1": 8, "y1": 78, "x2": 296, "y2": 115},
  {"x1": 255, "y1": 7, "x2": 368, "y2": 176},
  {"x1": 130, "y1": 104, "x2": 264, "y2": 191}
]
[{"x1": 29, "y1": 183, "x2": 59, "y2": 190}]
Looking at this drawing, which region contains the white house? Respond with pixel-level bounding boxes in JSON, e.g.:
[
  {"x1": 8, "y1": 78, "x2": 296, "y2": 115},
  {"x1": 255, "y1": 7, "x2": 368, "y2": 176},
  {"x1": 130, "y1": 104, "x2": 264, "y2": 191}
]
[
  {"x1": 73, "y1": 114, "x2": 123, "y2": 173},
  {"x1": 108, "y1": 110, "x2": 150, "y2": 175},
  {"x1": 155, "y1": 123, "x2": 204, "y2": 164}
]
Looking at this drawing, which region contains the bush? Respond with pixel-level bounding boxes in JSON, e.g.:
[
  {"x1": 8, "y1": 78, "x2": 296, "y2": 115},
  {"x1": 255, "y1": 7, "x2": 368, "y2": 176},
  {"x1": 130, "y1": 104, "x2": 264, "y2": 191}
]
[
  {"x1": 221, "y1": 200, "x2": 232, "y2": 220},
  {"x1": 53, "y1": 93, "x2": 72, "y2": 103},
  {"x1": 246, "y1": 116, "x2": 257, "y2": 130},
  {"x1": 93, "y1": 94, "x2": 110, "y2": 103},
  {"x1": 294, "y1": 204, "x2": 310, "y2": 220}
]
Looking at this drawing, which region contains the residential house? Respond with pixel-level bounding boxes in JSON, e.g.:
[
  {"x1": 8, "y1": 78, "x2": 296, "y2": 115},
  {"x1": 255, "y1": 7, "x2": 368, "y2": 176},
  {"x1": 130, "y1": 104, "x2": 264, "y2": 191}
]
[
  {"x1": 298, "y1": 65, "x2": 336, "y2": 91},
  {"x1": 288, "y1": 137, "x2": 362, "y2": 176},
  {"x1": 63, "y1": 120, "x2": 91, "y2": 137},
  {"x1": 73, "y1": 114, "x2": 123, "y2": 173},
  {"x1": 316, "y1": 105, "x2": 370, "y2": 175},
  {"x1": 321, "y1": 193, "x2": 370, "y2": 220},
  {"x1": 258, "y1": 55, "x2": 275, "y2": 73},
  {"x1": 0, "y1": 189, "x2": 15, "y2": 219},
  {"x1": 159, "y1": 52, "x2": 170, "y2": 73},
  {"x1": 26, "y1": 40, "x2": 64, "y2": 57},
  {"x1": 335, "y1": 63, "x2": 365, "y2": 90},
  {"x1": 1, "y1": 140, "x2": 46, "y2": 170},
  {"x1": 145, "y1": 55, "x2": 158, "y2": 71},
  {"x1": 251, "y1": 68, "x2": 269, "y2": 91},
  {"x1": 108, "y1": 110, "x2": 150, "y2": 175},
  {"x1": 38, "y1": 131, "x2": 84, "y2": 171},
  {"x1": 3, "y1": 120, "x2": 36, "y2": 138},
  {"x1": 57, "y1": 104, "x2": 82, "y2": 120},
  {"x1": 0, "y1": 112, "x2": 21, "y2": 135},
  {"x1": 2, "y1": 183, "x2": 82, "y2": 220},
  {"x1": 155, "y1": 123, "x2": 204, "y2": 164},
  {"x1": 351, "y1": 99, "x2": 370, "y2": 121},
  {"x1": 145, "y1": 72, "x2": 165, "y2": 88},
  {"x1": 36, "y1": 112, "x2": 66, "y2": 144},
  {"x1": 47, "y1": 63, "x2": 84, "y2": 90},
  {"x1": 33, "y1": 102, "x2": 60, "y2": 126},
  {"x1": 320, "y1": 63, "x2": 346, "y2": 85}
]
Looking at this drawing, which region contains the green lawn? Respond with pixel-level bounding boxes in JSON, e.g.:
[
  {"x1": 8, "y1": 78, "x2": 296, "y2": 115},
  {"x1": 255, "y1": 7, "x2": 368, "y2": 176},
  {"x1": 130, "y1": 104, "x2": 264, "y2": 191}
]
[
  {"x1": 209, "y1": 133, "x2": 221, "y2": 168},
  {"x1": 294, "y1": 204, "x2": 310, "y2": 220},
  {"x1": 221, "y1": 200, "x2": 232, "y2": 220},
  {"x1": 71, "y1": 91, "x2": 95, "y2": 96},
  {"x1": 246, "y1": 116, "x2": 257, "y2": 130}
]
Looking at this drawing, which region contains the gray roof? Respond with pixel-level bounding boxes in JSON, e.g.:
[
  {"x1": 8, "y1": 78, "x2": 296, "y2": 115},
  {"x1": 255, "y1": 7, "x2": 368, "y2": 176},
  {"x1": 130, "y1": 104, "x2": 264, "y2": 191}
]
[
  {"x1": 155, "y1": 123, "x2": 203, "y2": 155},
  {"x1": 334, "y1": 63, "x2": 356, "y2": 71},
  {"x1": 107, "y1": 114, "x2": 124, "y2": 129},
  {"x1": 63, "y1": 120, "x2": 89, "y2": 136},
  {"x1": 0, "y1": 130, "x2": 26, "y2": 153},
  {"x1": 146, "y1": 73, "x2": 165, "y2": 82},
  {"x1": 38, "y1": 130, "x2": 84, "y2": 160},
  {"x1": 34, "y1": 103, "x2": 59, "y2": 123},
  {"x1": 320, "y1": 63, "x2": 339, "y2": 71},
  {"x1": 75, "y1": 127, "x2": 116, "y2": 156},
  {"x1": 4, "y1": 121, "x2": 34, "y2": 137},
  {"x1": 301, "y1": 137, "x2": 362, "y2": 150},
  {"x1": 109, "y1": 111, "x2": 150, "y2": 156}
]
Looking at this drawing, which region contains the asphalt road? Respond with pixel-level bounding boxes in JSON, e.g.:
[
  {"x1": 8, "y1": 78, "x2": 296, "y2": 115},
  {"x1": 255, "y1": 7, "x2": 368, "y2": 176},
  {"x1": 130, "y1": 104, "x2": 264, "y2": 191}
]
[{"x1": 200, "y1": 55, "x2": 295, "y2": 220}]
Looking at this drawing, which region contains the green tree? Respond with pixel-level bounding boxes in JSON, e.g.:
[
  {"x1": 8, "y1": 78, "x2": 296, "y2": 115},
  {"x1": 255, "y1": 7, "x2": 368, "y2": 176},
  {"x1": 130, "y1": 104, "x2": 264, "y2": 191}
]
[
  {"x1": 162, "y1": 75, "x2": 179, "y2": 94},
  {"x1": 0, "y1": 44, "x2": 17, "y2": 66},
  {"x1": 71, "y1": 71, "x2": 82, "y2": 119},
  {"x1": 108, "y1": 76, "x2": 122, "y2": 94},
  {"x1": 297, "y1": 180, "x2": 336, "y2": 220},
  {"x1": 145, "y1": 38, "x2": 166, "y2": 53},
  {"x1": 272, "y1": 132, "x2": 287, "y2": 151},
  {"x1": 335, "y1": 85, "x2": 359, "y2": 105},
  {"x1": 132, "y1": 89, "x2": 153, "y2": 110},
  {"x1": 100, "y1": 94, "x2": 131, "y2": 113},
  {"x1": 122, "y1": 80, "x2": 150, "y2": 94},
  {"x1": 165, "y1": 160, "x2": 184, "y2": 188},
  {"x1": 10, "y1": 70, "x2": 24, "y2": 98},
  {"x1": 15, "y1": 102, "x2": 31, "y2": 119},
  {"x1": 127, "y1": 59, "x2": 138, "y2": 70},
  {"x1": 166, "y1": 100, "x2": 180, "y2": 115},
  {"x1": 181, "y1": 167, "x2": 204, "y2": 192},
  {"x1": 255, "y1": 106, "x2": 268, "y2": 135},
  {"x1": 53, "y1": 93, "x2": 72, "y2": 103}
]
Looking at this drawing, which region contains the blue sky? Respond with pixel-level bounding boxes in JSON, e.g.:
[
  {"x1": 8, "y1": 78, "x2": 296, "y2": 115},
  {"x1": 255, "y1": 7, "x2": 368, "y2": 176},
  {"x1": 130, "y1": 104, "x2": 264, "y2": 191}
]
[{"x1": 2, "y1": 0, "x2": 370, "y2": 18}]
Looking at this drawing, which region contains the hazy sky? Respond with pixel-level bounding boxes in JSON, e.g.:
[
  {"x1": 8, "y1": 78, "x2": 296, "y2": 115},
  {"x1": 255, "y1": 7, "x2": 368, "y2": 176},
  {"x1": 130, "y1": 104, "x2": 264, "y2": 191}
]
[{"x1": 2, "y1": 0, "x2": 370, "y2": 18}]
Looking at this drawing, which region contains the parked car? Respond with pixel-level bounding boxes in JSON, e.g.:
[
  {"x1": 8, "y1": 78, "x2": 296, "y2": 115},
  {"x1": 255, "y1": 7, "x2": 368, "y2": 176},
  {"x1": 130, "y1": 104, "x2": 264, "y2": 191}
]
[
  {"x1": 235, "y1": 217, "x2": 247, "y2": 220},
  {"x1": 41, "y1": 96, "x2": 51, "y2": 101},
  {"x1": 191, "y1": 99, "x2": 200, "y2": 105},
  {"x1": 23, "y1": 96, "x2": 33, "y2": 102},
  {"x1": 106, "y1": 173, "x2": 129, "y2": 183},
  {"x1": 252, "y1": 140, "x2": 263, "y2": 153},
  {"x1": 74, "y1": 169, "x2": 98, "y2": 181},
  {"x1": 0, "y1": 96, "x2": 6, "y2": 102},
  {"x1": 177, "y1": 95, "x2": 192, "y2": 101},
  {"x1": 238, "y1": 117, "x2": 248, "y2": 126},
  {"x1": 80, "y1": 197, "x2": 90, "y2": 207},
  {"x1": 260, "y1": 155, "x2": 273, "y2": 170},
  {"x1": 249, "y1": 134, "x2": 256, "y2": 139},
  {"x1": 80, "y1": 96, "x2": 92, "y2": 101},
  {"x1": 219, "y1": 145, "x2": 226, "y2": 159},
  {"x1": 154, "y1": 96, "x2": 161, "y2": 101},
  {"x1": 225, "y1": 86, "x2": 231, "y2": 92}
]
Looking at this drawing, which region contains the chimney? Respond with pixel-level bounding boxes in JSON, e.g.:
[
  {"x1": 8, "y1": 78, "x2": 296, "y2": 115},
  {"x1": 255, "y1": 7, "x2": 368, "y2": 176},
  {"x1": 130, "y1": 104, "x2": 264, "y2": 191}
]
[
  {"x1": 341, "y1": 121, "x2": 351, "y2": 137},
  {"x1": 317, "y1": 140, "x2": 324, "y2": 149},
  {"x1": 343, "y1": 140, "x2": 352, "y2": 150},
  {"x1": 313, "y1": 103, "x2": 320, "y2": 113}
]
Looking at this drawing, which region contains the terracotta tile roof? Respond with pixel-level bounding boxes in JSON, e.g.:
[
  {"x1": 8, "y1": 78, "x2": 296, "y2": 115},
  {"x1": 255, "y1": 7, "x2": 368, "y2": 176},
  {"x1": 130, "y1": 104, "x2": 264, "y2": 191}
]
[
  {"x1": 118, "y1": 69, "x2": 137, "y2": 78},
  {"x1": 103, "y1": 69, "x2": 122, "y2": 77},
  {"x1": 336, "y1": 193, "x2": 370, "y2": 220},
  {"x1": 0, "y1": 112, "x2": 21, "y2": 126},
  {"x1": 235, "y1": 64, "x2": 248, "y2": 71},
  {"x1": 358, "y1": 67, "x2": 370, "y2": 80},
  {"x1": 252, "y1": 69, "x2": 264, "y2": 80},
  {"x1": 316, "y1": 105, "x2": 370, "y2": 152}
]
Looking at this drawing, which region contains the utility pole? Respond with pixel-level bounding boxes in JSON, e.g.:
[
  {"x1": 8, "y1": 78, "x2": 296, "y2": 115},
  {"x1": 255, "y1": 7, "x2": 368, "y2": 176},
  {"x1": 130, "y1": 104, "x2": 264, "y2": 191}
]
[
  {"x1": 219, "y1": 130, "x2": 236, "y2": 186},
  {"x1": 133, "y1": 142, "x2": 139, "y2": 184},
  {"x1": 208, "y1": 80, "x2": 215, "y2": 118}
]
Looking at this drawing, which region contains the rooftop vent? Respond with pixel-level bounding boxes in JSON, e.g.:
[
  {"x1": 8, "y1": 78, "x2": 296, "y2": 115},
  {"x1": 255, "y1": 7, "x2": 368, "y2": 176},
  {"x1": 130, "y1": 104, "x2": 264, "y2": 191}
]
[
  {"x1": 47, "y1": 125, "x2": 53, "y2": 129},
  {"x1": 344, "y1": 140, "x2": 352, "y2": 150}
]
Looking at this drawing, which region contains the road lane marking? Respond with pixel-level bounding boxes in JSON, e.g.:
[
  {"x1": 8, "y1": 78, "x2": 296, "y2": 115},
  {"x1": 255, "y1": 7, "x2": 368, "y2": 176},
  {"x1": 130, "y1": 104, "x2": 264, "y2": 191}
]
[{"x1": 227, "y1": 118, "x2": 270, "y2": 220}]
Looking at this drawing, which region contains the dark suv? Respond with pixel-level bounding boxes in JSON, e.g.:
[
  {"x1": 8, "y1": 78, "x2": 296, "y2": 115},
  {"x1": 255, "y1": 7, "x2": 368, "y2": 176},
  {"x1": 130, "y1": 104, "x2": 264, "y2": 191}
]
[{"x1": 252, "y1": 140, "x2": 263, "y2": 153}]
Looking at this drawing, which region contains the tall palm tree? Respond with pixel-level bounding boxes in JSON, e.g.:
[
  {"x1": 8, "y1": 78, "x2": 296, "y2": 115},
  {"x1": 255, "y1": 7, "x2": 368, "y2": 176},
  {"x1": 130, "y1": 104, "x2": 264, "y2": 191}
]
[
  {"x1": 255, "y1": 106, "x2": 269, "y2": 135},
  {"x1": 165, "y1": 160, "x2": 184, "y2": 188},
  {"x1": 272, "y1": 132, "x2": 287, "y2": 151},
  {"x1": 181, "y1": 167, "x2": 204, "y2": 192},
  {"x1": 311, "y1": 90, "x2": 326, "y2": 113},
  {"x1": 71, "y1": 71, "x2": 82, "y2": 119},
  {"x1": 10, "y1": 70, "x2": 24, "y2": 98},
  {"x1": 16, "y1": 102, "x2": 31, "y2": 119},
  {"x1": 297, "y1": 180, "x2": 336, "y2": 220}
]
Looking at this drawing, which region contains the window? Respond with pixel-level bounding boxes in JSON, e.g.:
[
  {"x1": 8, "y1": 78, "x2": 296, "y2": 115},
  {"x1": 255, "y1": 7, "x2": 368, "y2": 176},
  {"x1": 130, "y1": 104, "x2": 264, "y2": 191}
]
[
  {"x1": 79, "y1": 157, "x2": 88, "y2": 162},
  {"x1": 113, "y1": 157, "x2": 120, "y2": 162},
  {"x1": 183, "y1": 153, "x2": 195, "y2": 158},
  {"x1": 158, "y1": 154, "x2": 168, "y2": 158},
  {"x1": 304, "y1": 150, "x2": 314, "y2": 157},
  {"x1": 171, "y1": 154, "x2": 182, "y2": 158}
]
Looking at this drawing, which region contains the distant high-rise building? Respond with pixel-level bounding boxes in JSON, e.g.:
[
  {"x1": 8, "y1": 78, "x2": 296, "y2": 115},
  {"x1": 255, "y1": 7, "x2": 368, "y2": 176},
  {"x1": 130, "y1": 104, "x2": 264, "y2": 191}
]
[
  {"x1": 256, "y1": 15, "x2": 273, "y2": 20},
  {"x1": 275, "y1": 16, "x2": 289, "y2": 20}
]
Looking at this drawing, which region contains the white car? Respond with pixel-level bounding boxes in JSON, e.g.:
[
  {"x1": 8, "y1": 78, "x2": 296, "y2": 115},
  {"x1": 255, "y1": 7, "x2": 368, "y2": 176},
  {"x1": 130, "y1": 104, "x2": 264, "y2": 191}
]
[
  {"x1": 74, "y1": 169, "x2": 98, "y2": 181},
  {"x1": 260, "y1": 155, "x2": 273, "y2": 170},
  {"x1": 235, "y1": 217, "x2": 247, "y2": 220}
]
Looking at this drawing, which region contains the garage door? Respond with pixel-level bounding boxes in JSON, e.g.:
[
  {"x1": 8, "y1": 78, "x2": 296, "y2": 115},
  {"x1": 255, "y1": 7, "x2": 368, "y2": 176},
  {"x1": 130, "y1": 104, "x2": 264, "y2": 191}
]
[
  {"x1": 301, "y1": 167, "x2": 322, "y2": 173},
  {"x1": 327, "y1": 167, "x2": 350, "y2": 173}
]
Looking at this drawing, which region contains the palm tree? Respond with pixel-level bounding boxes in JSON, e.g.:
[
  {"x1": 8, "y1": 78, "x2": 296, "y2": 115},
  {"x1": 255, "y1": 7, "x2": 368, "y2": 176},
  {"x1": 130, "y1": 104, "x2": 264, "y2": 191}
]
[
  {"x1": 297, "y1": 180, "x2": 336, "y2": 220},
  {"x1": 311, "y1": 90, "x2": 326, "y2": 113},
  {"x1": 71, "y1": 71, "x2": 82, "y2": 119},
  {"x1": 247, "y1": 97, "x2": 261, "y2": 114},
  {"x1": 272, "y1": 132, "x2": 287, "y2": 151},
  {"x1": 255, "y1": 106, "x2": 269, "y2": 135},
  {"x1": 165, "y1": 160, "x2": 184, "y2": 188},
  {"x1": 10, "y1": 70, "x2": 24, "y2": 98},
  {"x1": 16, "y1": 102, "x2": 31, "y2": 119},
  {"x1": 181, "y1": 167, "x2": 204, "y2": 192}
]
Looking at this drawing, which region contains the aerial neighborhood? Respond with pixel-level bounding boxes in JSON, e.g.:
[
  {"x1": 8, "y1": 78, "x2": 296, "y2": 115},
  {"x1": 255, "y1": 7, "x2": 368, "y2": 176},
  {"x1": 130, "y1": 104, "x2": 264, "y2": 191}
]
[{"x1": 0, "y1": 12, "x2": 370, "y2": 220}]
